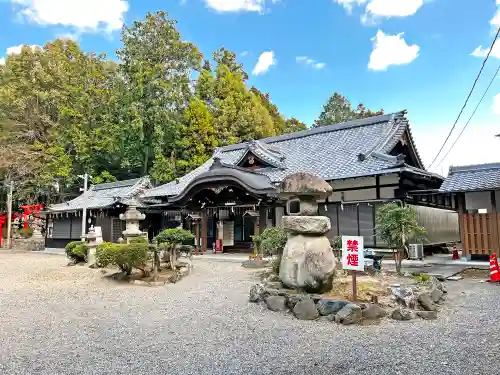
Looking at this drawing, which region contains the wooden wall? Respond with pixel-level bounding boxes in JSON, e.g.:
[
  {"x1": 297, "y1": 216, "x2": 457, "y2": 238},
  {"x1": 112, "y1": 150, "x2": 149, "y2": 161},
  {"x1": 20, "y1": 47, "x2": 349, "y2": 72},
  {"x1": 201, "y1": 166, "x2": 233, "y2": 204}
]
[{"x1": 460, "y1": 213, "x2": 500, "y2": 256}]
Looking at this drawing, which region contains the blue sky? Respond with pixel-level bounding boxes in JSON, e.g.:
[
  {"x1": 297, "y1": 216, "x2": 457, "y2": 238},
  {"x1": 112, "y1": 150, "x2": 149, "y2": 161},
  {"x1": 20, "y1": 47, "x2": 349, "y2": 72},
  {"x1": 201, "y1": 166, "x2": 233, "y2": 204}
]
[{"x1": 1, "y1": 0, "x2": 500, "y2": 176}]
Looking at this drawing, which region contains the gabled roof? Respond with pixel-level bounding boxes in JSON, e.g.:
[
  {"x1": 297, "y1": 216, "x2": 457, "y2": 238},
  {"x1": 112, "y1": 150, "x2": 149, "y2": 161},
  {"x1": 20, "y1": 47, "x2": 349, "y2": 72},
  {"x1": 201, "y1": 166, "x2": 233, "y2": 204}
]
[
  {"x1": 440, "y1": 163, "x2": 500, "y2": 193},
  {"x1": 143, "y1": 111, "x2": 431, "y2": 198},
  {"x1": 48, "y1": 177, "x2": 151, "y2": 212}
]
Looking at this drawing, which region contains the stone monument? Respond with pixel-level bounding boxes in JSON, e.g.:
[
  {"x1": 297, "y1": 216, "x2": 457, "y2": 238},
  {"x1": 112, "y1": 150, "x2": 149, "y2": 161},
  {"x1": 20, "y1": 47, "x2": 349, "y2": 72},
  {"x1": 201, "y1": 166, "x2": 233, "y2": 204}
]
[
  {"x1": 119, "y1": 199, "x2": 146, "y2": 243},
  {"x1": 85, "y1": 225, "x2": 102, "y2": 267},
  {"x1": 279, "y1": 172, "x2": 336, "y2": 293}
]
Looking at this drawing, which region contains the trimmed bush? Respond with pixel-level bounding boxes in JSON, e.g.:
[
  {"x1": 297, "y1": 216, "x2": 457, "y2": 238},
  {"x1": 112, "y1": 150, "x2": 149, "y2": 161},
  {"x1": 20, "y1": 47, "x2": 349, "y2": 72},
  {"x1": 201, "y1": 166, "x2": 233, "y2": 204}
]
[
  {"x1": 259, "y1": 227, "x2": 288, "y2": 274},
  {"x1": 154, "y1": 228, "x2": 194, "y2": 246},
  {"x1": 65, "y1": 241, "x2": 86, "y2": 263},
  {"x1": 96, "y1": 241, "x2": 149, "y2": 275}
]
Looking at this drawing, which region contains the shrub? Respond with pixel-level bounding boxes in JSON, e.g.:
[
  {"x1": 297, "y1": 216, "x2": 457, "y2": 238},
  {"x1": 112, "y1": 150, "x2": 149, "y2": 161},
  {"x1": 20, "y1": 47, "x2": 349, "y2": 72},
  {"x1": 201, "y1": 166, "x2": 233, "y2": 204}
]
[
  {"x1": 129, "y1": 236, "x2": 148, "y2": 244},
  {"x1": 115, "y1": 242, "x2": 150, "y2": 275},
  {"x1": 20, "y1": 227, "x2": 33, "y2": 238},
  {"x1": 260, "y1": 227, "x2": 288, "y2": 257},
  {"x1": 96, "y1": 241, "x2": 149, "y2": 275},
  {"x1": 154, "y1": 228, "x2": 194, "y2": 246},
  {"x1": 96, "y1": 242, "x2": 121, "y2": 268},
  {"x1": 65, "y1": 241, "x2": 86, "y2": 263},
  {"x1": 259, "y1": 227, "x2": 288, "y2": 274}
]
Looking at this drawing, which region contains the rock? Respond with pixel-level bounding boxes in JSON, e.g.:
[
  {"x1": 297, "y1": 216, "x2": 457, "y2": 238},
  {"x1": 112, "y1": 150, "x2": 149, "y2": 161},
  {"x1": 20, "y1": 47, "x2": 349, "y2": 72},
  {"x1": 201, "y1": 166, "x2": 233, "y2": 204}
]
[
  {"x1": 430, "y1": 277, "x2": 447, "y2": 294},
  {"x1": 265, "y1": 296, "x2": 287, "y2": 311},
  {"x1": 178, "y1": 267, "x2": 189, "y2": 277},
  {"x1": 446, "y1": 275, "x2": 463, "y2": 281},
  {"x1": 334, "y1": 304, "x2": 362, "y2": 325},
  {"x1": 286, "y1": 294, "x2": 305, "y2": 309},
  {"x1": 249, "y1": 284, "x2": 267, "y2": 303},
  {"x1": 316, "y1": 299, "x2": 349, "y2": 316},
  {"x1": 293, "y1": 298, "x2": 319, "y2": 320},
  {"x1": 279, "y1": 234, "x2": 336, "y2": 293},
  {"x1": 418, "y1": 292, "x2": 438, "y2": 311},
  {"x1": 416, "y1": 311, "x2": 438, "y2": 320},
  {"x1": 391, "y1": 308, "x2": 413, "y2": 321},
  {"x1": 429, "y1": 273, "x2": 446, "y2": 282},
  {"x1": 430, "y1": 286, "x2": 444, "y2": 303},
  {"x1": 319, "y1": 314, "x2": 336, "y2": 322},
  {"x1": 265, "y1": 281, "x2": 283, "y2": 289},
  {"x1": 282, "y1": 216, "x2": 331, "y2": 235},
  {"x1": 361, "y1": 304, "x2": 388, "y2": 320},
  {"x1": 168, "y1": 271, "x2": 181, "y2": 283},
  {"x1": 242, "y1": 259, "x2": 268, "y2": 269},
  {"x1": 279, "y1": 172, "x2": 333, "y2": 199}
]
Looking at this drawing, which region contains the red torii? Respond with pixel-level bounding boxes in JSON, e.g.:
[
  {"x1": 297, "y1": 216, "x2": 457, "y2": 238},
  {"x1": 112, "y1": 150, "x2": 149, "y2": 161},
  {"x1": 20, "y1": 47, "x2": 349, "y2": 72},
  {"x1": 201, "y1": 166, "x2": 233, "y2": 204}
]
[{"x1": 19, "y1": 204, "x2": 44, "y2": 229}]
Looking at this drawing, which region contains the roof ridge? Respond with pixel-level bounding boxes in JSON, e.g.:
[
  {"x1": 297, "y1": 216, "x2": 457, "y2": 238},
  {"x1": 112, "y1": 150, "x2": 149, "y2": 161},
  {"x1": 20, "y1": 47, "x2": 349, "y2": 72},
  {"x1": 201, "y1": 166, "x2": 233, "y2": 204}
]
[
  {"x1": 449, "y1": 162, "x2": 500, "y2": 174},
  {"x1": 217, "y1": 111, "x2": 407, "y2": 152}
]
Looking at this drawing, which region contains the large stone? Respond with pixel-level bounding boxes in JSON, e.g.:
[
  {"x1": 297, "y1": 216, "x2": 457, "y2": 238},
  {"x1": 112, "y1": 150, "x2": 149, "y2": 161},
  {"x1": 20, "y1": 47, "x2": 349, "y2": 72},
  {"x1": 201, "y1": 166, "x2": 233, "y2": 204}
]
[
  {"x1": 286, "y1": 294, "x2": 306, "y2": 309},
  {"x1": 282, "y1": 216, "x2": 331, "y2": 235},
  {"x1": 293, "y1": 298, "x2": 319, "y2": 320},
  {"x1": 418, "y1": 292, "x2": 438, "y2": 311},
  {"x1": 334, "y1": 304, "x2": 362, "y2": 325},
  {"x1": 416, "y1": 311, "x2": 438, "y2": 320},
  {"x1": 249, "y1": 284, "x2": 267, "y2": 303},
  {"x1": 279, "y1": 172, "x2": 333, "y2": 200},
  {"x1": 265, "y1": 296, "x2": 287, "y2": 311},
  {"x1": 430, "y1": 286, "x2": 444, "y2": 303},
  {"x1": 279, "y1": 235, "x2": 336, "y2": 293},
  {"x1": 391, "y1": 308, "x2": 413, "y2": 321},
  {"x1": 316, "y1": 299, "x2": 349, "y2": 316},
  {"x1": 361, "y1": 304, "x2": 388, "y2": 320}
]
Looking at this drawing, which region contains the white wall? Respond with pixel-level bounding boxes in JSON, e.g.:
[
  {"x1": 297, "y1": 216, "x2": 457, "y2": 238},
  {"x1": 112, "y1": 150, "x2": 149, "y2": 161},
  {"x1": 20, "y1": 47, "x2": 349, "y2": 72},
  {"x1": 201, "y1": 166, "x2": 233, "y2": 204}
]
[
  {"x1": 465, "y1": 191, "x2": 493, "y2": 212},
  {"x1": 325, "y1": 174, "x2": 399, "y2": 202}
]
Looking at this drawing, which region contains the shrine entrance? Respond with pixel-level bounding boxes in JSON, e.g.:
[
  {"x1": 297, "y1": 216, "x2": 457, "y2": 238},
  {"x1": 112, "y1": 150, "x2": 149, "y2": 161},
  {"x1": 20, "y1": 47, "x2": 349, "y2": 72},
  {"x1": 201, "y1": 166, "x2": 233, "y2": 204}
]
[{"x1": 162, "y1": 157, "x2": 281, "y2": 252}]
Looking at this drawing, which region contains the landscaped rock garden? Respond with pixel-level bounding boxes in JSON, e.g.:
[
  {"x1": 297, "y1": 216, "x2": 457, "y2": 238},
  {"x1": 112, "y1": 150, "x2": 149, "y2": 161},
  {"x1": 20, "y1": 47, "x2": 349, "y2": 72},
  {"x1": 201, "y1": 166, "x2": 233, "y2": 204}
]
[{"x1": 249, "y1": 271, "x2": 447, "y2": 324}]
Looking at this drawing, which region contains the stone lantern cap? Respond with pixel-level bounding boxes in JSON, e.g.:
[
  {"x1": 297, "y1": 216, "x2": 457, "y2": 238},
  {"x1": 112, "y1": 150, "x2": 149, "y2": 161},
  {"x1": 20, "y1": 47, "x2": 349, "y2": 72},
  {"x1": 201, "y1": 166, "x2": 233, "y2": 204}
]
[
  {"x1": 119, "y1": 199, "x2": 146, "y2": 221},
  {"x1": 278, "y1": 172, "x2": 332, "y2": 200}
]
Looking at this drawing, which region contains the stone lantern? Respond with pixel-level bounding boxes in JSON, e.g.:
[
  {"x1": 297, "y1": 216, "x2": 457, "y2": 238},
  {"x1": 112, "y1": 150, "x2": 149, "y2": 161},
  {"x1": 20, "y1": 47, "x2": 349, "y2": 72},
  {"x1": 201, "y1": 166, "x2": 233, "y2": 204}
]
[
  {"x1": 119, "y1": 199, "x2": 146, "y2": 243},
  {"x1": 85, "y1": 225, "x2": 102, "y2": 267},
  {"x1": 278, "y1": 172, "x2": 336, "y2": 293}
]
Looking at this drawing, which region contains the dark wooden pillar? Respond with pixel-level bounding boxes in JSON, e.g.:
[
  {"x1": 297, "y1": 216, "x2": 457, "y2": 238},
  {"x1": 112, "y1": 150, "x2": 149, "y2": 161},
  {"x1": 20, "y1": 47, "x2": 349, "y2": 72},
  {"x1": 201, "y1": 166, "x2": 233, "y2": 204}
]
[
  {"x1": 455, "y1": 194, "x2": 467, "y2": 257},
  {"x1": 201, "y1": 212, "x2": 207, "y2": 250},
  {"x1": 259, "y1": 204, "x2": 267, "y2": 235}
]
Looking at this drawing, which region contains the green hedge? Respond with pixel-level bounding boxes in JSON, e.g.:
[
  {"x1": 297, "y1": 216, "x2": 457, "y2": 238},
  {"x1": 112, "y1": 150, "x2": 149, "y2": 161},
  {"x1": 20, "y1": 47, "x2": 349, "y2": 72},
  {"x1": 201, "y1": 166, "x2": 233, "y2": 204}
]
[{"x1": 65, "y1": 241, "x2": 86, "y2": 263}]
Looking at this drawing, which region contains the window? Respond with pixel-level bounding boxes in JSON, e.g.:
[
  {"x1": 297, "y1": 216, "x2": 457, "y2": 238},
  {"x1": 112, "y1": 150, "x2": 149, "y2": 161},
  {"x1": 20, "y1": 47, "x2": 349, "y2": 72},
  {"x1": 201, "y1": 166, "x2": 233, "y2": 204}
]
[{"x1": 287, "y1": 199, "x2": 300, "y2": 215}]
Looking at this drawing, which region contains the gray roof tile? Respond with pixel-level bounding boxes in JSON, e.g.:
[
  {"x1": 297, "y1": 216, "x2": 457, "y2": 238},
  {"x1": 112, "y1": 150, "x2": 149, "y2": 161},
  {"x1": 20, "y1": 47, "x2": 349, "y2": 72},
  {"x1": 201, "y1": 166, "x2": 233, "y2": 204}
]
[
  {"x1": 144, "y1": 111, "x2": 427, "y2": 198},
  {"x1": 440, "y1": 163, "x2": 500, "y2": 192},
  {"x1": 48, "y1": 177, "x2": 151, "y2": 212}
]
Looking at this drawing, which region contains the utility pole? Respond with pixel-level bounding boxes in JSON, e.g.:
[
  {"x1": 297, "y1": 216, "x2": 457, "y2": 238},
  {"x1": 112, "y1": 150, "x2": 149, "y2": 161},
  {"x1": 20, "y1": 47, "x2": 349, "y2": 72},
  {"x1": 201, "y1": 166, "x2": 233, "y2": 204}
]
[
  {"x1": 6, "y1": 179, "x2": 13, "y2": 249},
  {"x1": 80, "y1": 173, "x2": 89, "y2": 240}
]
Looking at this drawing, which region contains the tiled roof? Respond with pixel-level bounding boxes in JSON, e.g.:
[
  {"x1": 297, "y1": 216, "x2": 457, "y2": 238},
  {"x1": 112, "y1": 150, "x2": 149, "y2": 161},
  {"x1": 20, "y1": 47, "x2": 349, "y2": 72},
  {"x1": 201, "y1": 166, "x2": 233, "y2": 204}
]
[
  {"x1": 440, "y1": 163, "x2": 500, "y2": 192},
  {"x1": 144, "y1": 111, "x2": 429, "y2": 198},
  {"x1": 48, "y1": 177, "x2": 151, "y2": 212}
]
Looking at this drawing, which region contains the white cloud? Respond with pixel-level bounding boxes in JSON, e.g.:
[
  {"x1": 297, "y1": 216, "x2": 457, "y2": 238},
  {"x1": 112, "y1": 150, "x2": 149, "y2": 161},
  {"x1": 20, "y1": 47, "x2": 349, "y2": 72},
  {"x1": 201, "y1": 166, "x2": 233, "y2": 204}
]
[
  {"x1": 471, "y1": 44, "x2": 500, "y2": 59},
  {"x1": 334, "y1": 0, "x2": 367, "y2": 13},
  {"x1": 6, "y1": 44, "x2": 42, "y2": 54},
  {"x1": 368, "y1": 30, "x2": 419, "y2": 71},
  {"x1": 204, "y1": 0, "x2": 264, "y2": 12},
  {"x1": 335, "y1": 0, "x2": 424, "y2": 22},
  {"x1": 252, "y1": 51, "x2": 276, "y2": 75},
  {"x1": 492, "y1": 94, "x2": 500, "y2": 115},
  {"x1": 11, "y1": 0, "x2": 128, "y2": 33},
  {"x1": 295, "y1": 56, "x2": 326, "y2": 69},
  {"x1": 0, "y1": 58, "x2": 5, "y2": 65}
]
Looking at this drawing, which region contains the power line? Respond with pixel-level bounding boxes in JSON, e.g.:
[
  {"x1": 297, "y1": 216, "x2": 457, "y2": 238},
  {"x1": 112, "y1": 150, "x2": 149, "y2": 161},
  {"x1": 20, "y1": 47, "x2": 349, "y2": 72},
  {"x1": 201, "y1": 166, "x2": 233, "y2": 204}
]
[
  {"x1": 434, "y1": 62, "x2": 500, "y2": 170},
  {"x1": 428, "y1": 25, "x2": 500, "y2": 169}
]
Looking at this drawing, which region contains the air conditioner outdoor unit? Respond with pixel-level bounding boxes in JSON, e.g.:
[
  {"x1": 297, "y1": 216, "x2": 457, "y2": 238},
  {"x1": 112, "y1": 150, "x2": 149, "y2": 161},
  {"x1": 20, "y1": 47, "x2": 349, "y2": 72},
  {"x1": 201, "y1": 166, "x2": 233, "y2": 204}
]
[{"x1": 408, "y1": 243, "x2": 424, "y2": 260}]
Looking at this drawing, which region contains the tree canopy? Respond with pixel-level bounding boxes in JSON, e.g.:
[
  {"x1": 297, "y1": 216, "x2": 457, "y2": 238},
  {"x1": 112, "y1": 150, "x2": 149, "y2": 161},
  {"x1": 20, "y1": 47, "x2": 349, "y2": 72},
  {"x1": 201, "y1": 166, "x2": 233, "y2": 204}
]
[{"x1": 314, "y1": 92, "x2": 384, "y2": 127}]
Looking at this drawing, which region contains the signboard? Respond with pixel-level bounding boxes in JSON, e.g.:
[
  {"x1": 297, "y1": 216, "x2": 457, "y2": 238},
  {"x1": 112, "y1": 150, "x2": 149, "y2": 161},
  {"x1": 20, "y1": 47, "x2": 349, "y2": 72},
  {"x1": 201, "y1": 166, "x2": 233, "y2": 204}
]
[{"x1": 342, "y1": 235, "x2": 364, "y2": 271}]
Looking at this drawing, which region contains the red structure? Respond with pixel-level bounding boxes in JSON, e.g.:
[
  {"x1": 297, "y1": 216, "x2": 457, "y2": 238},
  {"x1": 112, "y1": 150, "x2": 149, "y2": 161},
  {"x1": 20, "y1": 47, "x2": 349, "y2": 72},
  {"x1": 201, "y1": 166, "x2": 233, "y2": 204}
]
[
  {"x1": 19, "y1": 204, "x2": 44, "y2": 229},
  {"x1": 0, "y1": 215, "x2": 6, "y2": 246},
  {"x1": 489, "y1": 254, "x2": 500, "y2": 282}
]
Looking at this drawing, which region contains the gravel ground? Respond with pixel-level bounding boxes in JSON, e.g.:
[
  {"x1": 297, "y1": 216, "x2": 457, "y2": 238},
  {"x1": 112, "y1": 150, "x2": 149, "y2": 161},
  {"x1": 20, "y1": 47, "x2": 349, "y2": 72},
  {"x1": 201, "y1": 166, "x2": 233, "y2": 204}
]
[{"x1": 0, "y1": 252, "x2": 499, "y2": 375}]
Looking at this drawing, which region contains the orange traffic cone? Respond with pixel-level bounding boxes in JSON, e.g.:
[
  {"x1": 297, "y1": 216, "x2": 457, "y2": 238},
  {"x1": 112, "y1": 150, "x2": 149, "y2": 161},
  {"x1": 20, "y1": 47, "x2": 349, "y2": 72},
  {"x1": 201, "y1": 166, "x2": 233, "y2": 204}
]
[{"x1": 489, "y1": 254, "x2": 500, "y2": 282}]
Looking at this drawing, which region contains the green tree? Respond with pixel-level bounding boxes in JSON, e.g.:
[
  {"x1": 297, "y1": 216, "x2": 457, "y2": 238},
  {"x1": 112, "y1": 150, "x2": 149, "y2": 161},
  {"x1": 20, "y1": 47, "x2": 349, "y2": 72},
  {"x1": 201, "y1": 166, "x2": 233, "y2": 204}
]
[
  {"x1": 283, "y1": 117, "x2": 308, "y2": 134},
  {"x1": 213, "y1": 47, "x2": 248, "y2": 81},
  {"x1": 375, "y1": 203, "x2": 426, "y2": 274},
  {"x1": 250, "y1": 87, "x2": 286, "y2": 134},
  {"x1": 117, "y1": 11, "x2": 202, "y2": 179},
  {"x1": 314, "y1": 92, "x2": 384, "y2": 127}
]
